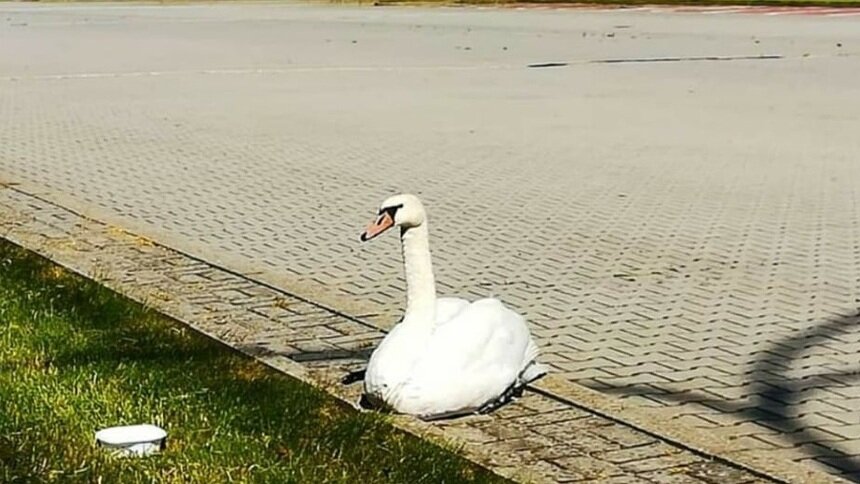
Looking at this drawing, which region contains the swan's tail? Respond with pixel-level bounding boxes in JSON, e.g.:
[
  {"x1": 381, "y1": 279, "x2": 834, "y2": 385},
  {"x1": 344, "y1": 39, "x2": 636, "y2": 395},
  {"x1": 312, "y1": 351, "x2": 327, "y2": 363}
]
[
  {"x1": 519, "y1": 340, "x2": 548, "y2": 385},
  {"x1": 477, "y1": 340, "x2": 548, "y2": 416}
]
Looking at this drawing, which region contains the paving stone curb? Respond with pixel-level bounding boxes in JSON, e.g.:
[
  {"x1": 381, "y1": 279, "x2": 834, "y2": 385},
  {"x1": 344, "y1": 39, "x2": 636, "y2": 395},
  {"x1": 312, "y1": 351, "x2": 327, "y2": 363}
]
[{"x1": 0, "y1": 185, "x2": 844, "y2": 484}]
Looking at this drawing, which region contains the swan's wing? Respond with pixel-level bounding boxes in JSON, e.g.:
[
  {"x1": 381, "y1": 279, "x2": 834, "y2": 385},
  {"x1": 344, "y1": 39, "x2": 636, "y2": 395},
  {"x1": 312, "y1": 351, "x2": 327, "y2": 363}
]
[
  {"x1": 395, "y1": 298, "x2": 533, "y2": 416},
  {"x1": 435, "y1": 297, "x2": 470, "y2": 326},
  {"x1": 429, "y1": 298, "x2": 531, "y2": 373},
  {"x1": 366, "y1": 298, "x2": 470, "y2": 403}
]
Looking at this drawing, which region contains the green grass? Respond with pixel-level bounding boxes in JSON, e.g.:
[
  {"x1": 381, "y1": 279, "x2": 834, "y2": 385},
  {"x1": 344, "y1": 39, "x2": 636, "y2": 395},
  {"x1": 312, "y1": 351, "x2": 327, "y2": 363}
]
[{"x1": 0, "y1": 240, "x2": 505, "y2": 484}]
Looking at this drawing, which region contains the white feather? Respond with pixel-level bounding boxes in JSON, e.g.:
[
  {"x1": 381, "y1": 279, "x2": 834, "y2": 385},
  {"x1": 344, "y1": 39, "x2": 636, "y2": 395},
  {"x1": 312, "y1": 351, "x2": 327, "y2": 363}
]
[{"x1": 362, "y1": 194, "x2": 546, "y2": 419}]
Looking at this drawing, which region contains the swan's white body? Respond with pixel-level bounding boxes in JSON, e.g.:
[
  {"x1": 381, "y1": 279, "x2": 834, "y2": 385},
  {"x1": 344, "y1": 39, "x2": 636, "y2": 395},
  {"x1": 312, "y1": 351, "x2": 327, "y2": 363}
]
[{"x1": 361, "y1": 194, "x2": 546, "y2": 419}]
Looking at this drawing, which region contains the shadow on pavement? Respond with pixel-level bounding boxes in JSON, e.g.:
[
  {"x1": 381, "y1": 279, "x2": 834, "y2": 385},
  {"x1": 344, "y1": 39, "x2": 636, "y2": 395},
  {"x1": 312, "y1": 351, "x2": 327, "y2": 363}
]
[{"x1": 589, "y1": 310, "x2": 860, "y2": 482}]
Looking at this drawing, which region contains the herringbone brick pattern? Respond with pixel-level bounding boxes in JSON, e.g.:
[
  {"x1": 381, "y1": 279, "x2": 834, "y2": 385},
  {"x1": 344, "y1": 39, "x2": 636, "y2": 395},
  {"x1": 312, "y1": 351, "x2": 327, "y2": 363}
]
[
  {"x1": 0, "y1": 187, "x2": 793, "y2": 484},
  {"x1": 2, "y1": 3, "x2": 859, "y2": 481}
]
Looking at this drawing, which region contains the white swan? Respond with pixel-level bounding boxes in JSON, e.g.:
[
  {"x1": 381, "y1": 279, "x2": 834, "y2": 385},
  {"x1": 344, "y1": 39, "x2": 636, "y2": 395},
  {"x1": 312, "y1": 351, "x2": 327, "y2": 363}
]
[{"x1": 359, "y1": 194, "x2": 547, "y2": 419}]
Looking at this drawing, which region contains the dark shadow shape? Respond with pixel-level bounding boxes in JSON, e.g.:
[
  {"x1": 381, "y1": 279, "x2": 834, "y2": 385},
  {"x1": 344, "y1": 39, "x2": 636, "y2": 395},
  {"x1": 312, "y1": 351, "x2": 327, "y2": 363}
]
[
  {"x1": 589, "y1": 310, "x2": 860, "y2": 481},
  {"x1": 527, "y1": 62, "x2": 568, "y2": 68},
  {"x1": 233, "y1": 342, "x2": 373, "y2": 364},
  {"x1": 287, "y1": 347, "x2": 375, "y2": 364},
  {"x1": 747, "y1": 310, "x2": 860, "y2": 480},
  {"x1": 591, "y1": 54, "x2": 783, "y2": 64},
  {"x1": 232, "y1": 342, "x2": 373, "y2": 385}
]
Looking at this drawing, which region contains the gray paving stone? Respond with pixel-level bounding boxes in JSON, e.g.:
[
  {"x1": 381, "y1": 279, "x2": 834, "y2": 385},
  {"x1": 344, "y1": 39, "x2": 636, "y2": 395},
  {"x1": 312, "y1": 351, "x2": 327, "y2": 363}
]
[
  {"x1": 1, "y1": 3, "x2": 859, "y2": 481},
  {"x1": 0, "y1": 186, "x2": 796, "y2": 484}
]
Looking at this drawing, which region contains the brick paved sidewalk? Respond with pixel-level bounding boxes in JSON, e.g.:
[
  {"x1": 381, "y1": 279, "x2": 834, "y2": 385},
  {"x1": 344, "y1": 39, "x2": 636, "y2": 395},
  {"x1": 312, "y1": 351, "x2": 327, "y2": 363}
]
[
  {"x1": 2, "y1": 4, "x2": 860, "y2": 481},
  {"x1": 0, "y1": 179, "x2": 842, "y2": 483}
]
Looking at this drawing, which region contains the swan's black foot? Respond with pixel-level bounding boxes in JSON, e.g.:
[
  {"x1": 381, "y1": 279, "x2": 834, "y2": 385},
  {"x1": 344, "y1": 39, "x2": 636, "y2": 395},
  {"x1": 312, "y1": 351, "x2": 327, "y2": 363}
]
[
  {"x1": 478, "y1": 382, "x2": 523, "y2": 415},
  {"x1": 358, "y1": 393, "x2": 377, "y2": 410},
  {"x1": 342, "y1": 369, "x2": 366, "y2": 385},
  {"x1": 359, "y1": 392, "x2": 397, "y2": 414}
]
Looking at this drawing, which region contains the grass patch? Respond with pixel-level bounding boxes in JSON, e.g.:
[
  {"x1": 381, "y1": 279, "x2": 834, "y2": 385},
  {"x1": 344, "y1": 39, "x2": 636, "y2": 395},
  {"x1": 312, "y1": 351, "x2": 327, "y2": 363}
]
[{"x1": 0, "y1": 240, "x2": 505, "y2": 484}]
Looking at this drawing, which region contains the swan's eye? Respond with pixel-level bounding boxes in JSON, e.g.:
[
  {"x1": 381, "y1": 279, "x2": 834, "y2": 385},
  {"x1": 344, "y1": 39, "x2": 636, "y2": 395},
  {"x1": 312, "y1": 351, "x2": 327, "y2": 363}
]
[{"x1": 378, "y1": 204, "x2": 404, "y2": 217}]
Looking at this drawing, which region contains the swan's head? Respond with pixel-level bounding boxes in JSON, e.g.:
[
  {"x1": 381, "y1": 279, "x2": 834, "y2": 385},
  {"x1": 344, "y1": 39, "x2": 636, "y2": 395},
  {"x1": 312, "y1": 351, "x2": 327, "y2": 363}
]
[{"x1": 360, "y1": 194, "x2": 426, "y2": 242}]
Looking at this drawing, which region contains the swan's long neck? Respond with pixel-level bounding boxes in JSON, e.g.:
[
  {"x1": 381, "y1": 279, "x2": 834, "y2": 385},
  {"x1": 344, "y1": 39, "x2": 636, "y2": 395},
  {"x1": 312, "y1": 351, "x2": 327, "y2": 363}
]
[{"x1": 400, "y1": 223, "x2": 436, "y2": 328}]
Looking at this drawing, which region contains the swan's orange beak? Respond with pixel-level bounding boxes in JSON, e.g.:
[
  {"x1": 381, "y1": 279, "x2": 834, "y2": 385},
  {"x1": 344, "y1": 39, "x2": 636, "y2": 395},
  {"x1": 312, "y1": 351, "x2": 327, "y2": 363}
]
[{"x1": 360, "y1": 212, "x2": 395, "y2": 242}]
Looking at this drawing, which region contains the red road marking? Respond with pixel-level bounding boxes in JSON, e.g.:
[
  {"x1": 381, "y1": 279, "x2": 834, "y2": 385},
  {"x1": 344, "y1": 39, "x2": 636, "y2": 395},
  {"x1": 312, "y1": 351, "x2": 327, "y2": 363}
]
[{"x1": 489, "y1": 3, "x2": 860, "y2": 16}]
